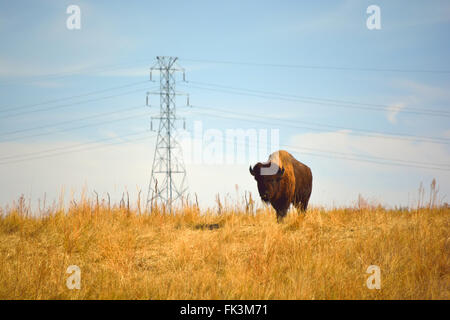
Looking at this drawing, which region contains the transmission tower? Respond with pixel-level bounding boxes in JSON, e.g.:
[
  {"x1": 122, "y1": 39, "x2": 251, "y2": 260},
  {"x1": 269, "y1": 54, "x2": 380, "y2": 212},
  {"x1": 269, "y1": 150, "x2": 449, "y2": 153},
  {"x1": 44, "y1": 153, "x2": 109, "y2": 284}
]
[{"x1": 146, "y1": 56, "x2": 189, "y2": 212}]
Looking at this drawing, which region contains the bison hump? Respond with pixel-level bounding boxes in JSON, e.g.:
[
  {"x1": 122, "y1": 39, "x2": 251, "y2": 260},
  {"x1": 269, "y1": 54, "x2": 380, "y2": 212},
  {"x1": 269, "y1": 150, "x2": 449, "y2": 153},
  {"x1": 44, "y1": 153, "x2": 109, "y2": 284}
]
[{"x1": 268, "y1": 150, "x2": 294, "y2": 168}]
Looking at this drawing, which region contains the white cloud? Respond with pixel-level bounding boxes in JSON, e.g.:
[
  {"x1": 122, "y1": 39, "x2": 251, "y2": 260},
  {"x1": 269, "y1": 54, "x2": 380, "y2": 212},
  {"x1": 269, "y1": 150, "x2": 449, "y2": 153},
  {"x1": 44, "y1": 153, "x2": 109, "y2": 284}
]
[
  {"x1": 385, "y1": 80, "x2": 450, "y2": 124},
  {"x1": 387, "y1": 102, "x2": 406, "y2": 124},
  {"x1": 288, "y1": 130, "x2": 450, "y2": 207},
  {"x1": 0, "y1": 138, "x2": 152, "y2": 211}
]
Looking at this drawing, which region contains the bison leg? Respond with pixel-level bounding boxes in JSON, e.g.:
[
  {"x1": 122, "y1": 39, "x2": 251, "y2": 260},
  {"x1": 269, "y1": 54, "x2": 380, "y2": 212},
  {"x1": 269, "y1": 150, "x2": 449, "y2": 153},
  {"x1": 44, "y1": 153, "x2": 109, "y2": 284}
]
[
  {"x1": 276, "y1": 208, "x2": 288, "y2": 223},
  {"x1": 300, "y1": 198, "x2": 309, "y2": 212},
  {"x1": 294, "y1": 199, "x2": 308, "y2": 214}
]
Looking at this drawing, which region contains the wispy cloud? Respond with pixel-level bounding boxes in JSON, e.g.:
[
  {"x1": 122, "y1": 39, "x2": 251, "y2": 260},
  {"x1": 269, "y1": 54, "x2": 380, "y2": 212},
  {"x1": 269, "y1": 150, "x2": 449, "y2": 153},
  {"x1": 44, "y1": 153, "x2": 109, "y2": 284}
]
[
  {"x1": 387, "y1": 102, "x2": 406, "y2": 124},
  {"x1": 386, "y1": 79, "x2": 450, "y2": 123}
]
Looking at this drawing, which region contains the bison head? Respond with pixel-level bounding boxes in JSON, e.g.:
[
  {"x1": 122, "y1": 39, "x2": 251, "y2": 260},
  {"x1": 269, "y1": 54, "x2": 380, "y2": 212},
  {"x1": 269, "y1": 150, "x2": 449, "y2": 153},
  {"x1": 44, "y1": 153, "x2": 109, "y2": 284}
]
[{"x1": 249, "y1": 162, "x2": 285, "y2": 202}]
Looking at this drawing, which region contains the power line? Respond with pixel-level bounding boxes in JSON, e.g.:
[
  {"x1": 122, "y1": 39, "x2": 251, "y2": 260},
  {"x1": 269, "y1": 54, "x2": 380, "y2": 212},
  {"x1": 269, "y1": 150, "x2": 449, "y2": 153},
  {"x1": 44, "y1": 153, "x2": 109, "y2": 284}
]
[
  {"x1": 187, "y1": 80, "x2": 450, "y2": 116},
  {"x1": 0, "y1": 106, "x2": 190, "y2": 143},
  {"x1": 182, "y1": 82, "x2": 450, "y2": 118},
  {"x1": 0, "y1": 105, "x2": 144, "y2": 138},
  {"x1": 4, "y1": 55, "x2": 448, "y2": 88},
  {"x1": 181, "y1": 58, "x2": 450, "y2": 74},
  {"x1": 1, "y1": 115, "x2": 447, "y2": 171},
  {"x1": 0, "y1": 80, "x2": 149, "y2": 114},
  {"x1": 287, "y1": 147, "x2": 450, "y2": 171},
  {"x1": 189, "y1": 105, "x2": 450, "y2": 145},
  {"x1": 200, "y1": 133, "x2": 450, "y2": 171},
  {"x1": 0, "y1": 58, "x2": 155, "y2": 87},
  {"x1": 284, "y1": 144, "x2": 450, "y2": 169},
  {"x1": 0, "y1": 110, "x2": 149, "y2": 144},
  {"x1": 0, "y1": 87, "x2": 149, "y2": 119},
  {"x1": 0, "y1": 130, "x2": 154, "y2": 165},
  {"x1": 0, "y1": 133, "x2": 155, "y2": 166}
]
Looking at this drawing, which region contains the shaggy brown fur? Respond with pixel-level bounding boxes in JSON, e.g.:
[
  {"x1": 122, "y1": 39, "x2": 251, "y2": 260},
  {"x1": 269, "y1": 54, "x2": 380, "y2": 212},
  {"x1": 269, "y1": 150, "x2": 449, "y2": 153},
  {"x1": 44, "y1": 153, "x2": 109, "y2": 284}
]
[{"x1": 249, "y1": 150, "x2": 312, "y2": 222}]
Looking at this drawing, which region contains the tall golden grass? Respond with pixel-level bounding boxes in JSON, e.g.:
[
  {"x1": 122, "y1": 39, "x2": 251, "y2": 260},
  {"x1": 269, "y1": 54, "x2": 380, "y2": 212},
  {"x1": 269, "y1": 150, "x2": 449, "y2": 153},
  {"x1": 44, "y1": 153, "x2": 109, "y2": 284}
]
[{"x1": 0, "y1": 192, "x2": 448, "y2": 300}]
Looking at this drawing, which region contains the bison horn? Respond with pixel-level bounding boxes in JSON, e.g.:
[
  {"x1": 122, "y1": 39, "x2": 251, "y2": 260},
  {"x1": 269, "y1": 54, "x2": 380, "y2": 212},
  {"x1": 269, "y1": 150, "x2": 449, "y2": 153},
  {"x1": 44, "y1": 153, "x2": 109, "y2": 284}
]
[{"x1": 249, "y1": 165, "x2": 255, "y2": 176}]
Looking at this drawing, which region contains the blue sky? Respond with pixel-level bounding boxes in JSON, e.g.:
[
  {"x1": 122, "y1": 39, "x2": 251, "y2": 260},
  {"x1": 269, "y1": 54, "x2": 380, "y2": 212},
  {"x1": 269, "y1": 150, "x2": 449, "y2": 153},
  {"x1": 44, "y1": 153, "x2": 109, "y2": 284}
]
[{"x1": 0, "y1": 0, "x2": 449, "y2": 210}]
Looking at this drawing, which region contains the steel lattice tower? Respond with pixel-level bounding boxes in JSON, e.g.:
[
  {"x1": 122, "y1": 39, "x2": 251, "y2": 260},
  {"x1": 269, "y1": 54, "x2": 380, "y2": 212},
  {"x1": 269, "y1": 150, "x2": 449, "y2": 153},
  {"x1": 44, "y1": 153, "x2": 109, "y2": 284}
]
[{"x1": 146, "y1": 56, "x2": 188, "y2": 212}]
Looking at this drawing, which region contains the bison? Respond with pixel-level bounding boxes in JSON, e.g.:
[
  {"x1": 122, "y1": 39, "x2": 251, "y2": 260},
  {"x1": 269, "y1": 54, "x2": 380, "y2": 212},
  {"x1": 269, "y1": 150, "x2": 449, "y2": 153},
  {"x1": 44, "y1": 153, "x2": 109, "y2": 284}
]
[{"x1": 249, "y1": 150, "x2": 312, "y2": 222}]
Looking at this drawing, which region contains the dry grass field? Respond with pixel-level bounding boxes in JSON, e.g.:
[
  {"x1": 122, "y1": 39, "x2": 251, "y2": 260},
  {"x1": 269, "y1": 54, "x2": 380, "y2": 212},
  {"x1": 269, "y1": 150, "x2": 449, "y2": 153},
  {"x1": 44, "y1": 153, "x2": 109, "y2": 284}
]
[{"x1": 0, "y1": 194, "x2": 448, "y2": 300}]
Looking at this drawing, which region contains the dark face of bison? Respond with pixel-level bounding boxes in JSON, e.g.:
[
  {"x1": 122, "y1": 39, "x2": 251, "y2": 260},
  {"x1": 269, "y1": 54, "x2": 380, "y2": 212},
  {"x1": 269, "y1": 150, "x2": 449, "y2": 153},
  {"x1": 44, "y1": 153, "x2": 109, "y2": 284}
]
[{"x1": 249, "y1": 162, "x2": 285, "y2": 202}]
